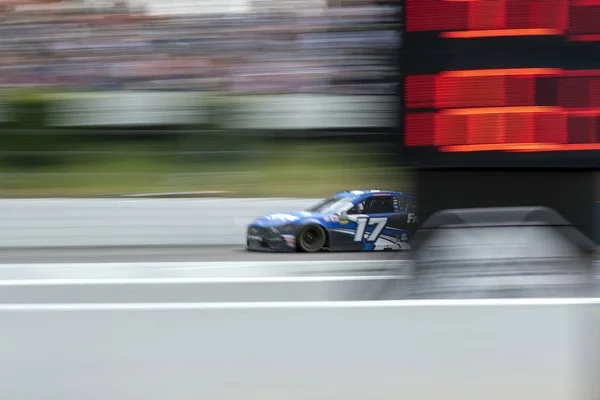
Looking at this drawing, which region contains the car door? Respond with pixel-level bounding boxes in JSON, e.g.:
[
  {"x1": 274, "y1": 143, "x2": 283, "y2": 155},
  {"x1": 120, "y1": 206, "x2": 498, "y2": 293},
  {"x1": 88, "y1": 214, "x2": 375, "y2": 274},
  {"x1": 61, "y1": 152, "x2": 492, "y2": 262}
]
[
  {"x1": 351, "y1": 194, "x2": 398, "y2": 250},
  {"x1": 393, "y1": 195, "x2": 418, "y2": 243}
]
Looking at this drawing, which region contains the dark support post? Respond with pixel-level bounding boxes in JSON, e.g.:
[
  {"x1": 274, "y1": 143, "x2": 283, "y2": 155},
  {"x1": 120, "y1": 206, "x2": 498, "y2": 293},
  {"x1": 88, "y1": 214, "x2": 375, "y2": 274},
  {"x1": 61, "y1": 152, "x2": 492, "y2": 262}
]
[{"x1": 416, "y1": 169, "x2": 596, "y2": 242}]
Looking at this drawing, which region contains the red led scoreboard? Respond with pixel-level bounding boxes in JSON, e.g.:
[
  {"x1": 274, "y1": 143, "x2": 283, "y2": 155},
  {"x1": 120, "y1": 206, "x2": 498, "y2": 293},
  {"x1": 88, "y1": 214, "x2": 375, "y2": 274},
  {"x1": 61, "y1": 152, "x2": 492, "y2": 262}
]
[
  {"x1": 402, "y1": 0, "x2": 600, "y2": 167},
  {"x1": 406, "y1": 0, "x2": 600, "y2": 42}
]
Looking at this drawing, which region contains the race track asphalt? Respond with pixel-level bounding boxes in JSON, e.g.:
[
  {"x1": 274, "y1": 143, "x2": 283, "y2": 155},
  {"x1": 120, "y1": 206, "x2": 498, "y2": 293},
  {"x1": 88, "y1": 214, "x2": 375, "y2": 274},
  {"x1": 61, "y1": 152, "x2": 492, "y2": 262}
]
[
  {"x1": 0, "y1": 246, "x2": 413, "y2": 304},
  {"x1": 0, "y1": 245, "x2": 409, "y2": 264}
]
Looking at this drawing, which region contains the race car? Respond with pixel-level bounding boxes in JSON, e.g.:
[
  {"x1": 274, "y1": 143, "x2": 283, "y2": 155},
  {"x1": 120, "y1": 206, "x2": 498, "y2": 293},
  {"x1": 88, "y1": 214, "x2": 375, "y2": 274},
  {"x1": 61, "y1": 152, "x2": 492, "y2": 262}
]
[{"x1": 246, "y1": 190, "x2": 418, "y2": 252}]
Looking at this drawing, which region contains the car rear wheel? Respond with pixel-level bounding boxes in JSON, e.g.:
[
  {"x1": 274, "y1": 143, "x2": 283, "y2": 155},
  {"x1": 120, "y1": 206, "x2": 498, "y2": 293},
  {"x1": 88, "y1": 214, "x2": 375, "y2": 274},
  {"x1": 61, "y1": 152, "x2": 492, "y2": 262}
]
[{"x1": 297, "y1": 225, "x2": 326, "y2": 253}]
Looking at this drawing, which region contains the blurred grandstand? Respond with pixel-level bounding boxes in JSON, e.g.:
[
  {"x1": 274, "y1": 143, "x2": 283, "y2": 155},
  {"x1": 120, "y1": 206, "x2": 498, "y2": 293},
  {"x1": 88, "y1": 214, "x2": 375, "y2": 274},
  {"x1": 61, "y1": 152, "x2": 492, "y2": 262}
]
[
  {"x1": 0, "y1": 0, "x2": 400, "y2": 93},
  {"x1": 0, "y1": 0, "x2": 403, "y2": 198}
]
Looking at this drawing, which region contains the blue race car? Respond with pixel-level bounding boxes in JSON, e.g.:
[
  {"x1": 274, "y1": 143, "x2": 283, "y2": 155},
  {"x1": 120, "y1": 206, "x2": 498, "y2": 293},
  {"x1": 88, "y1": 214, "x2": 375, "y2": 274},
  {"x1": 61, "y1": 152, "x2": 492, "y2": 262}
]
[{"x1": 246, "y1": 190, "x2": 418, "y2": 252}]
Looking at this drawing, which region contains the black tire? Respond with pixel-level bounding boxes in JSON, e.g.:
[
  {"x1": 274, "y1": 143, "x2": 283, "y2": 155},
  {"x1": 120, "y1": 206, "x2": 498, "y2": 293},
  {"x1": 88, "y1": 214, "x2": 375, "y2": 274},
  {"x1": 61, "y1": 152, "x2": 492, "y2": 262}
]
[{"x1": 297, "y1": 225, "x2": 327, "y2": 253}]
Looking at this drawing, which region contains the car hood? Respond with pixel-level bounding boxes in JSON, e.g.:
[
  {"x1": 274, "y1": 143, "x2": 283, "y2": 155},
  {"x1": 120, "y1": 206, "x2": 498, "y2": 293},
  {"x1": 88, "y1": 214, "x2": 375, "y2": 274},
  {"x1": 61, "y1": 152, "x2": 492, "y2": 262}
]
[{"x1": 250, "y1": 211, "x2": 331, "y2": 227}]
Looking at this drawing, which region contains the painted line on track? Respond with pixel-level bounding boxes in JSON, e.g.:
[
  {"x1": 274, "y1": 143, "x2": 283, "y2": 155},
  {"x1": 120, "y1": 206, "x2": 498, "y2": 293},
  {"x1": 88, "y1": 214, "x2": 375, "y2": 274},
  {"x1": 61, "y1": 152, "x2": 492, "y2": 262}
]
[
  {"x1": 0, "y1": 297, "x2": 599, "y2": 312},
  {"x1": 0, "y1": 275, "x2": 408, "y2": 286},
  {"x1": 0, "y1": 260, "x2": 406, "y2": 269}
]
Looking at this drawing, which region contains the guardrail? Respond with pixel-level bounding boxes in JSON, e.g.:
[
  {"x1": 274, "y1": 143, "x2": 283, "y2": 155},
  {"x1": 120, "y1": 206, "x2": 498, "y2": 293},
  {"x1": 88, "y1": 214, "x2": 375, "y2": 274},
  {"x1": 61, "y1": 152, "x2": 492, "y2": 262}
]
[
  {"x1": 3, "y1": 199, "x2": 600, "y2": 247},
  {"x1": 0, "y1": 298, "x2": 596, "y2": 400},
  {"x1": 0, "y1": 198, "x2": 317, "y2": 247}
]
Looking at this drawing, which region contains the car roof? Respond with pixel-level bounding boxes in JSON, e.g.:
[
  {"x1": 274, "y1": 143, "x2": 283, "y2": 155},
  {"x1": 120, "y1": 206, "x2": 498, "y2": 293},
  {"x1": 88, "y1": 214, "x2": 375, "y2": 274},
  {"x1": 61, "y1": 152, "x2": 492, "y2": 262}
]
[{"x1": 333, "y1": 190, "x2": 416, "y2": 199}]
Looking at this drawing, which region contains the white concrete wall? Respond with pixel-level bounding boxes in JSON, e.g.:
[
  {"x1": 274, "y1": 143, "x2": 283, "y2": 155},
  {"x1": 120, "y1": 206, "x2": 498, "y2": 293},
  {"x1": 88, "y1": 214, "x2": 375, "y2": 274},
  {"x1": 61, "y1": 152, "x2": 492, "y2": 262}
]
[
  {"x1": 45, "y1": 92, "x2": 395, "y2": 129},
  {"x1": 48, "y1": 91, "x2": 209, "y2": 126},
  {"x1": 144, "y1": 0, "x2": 251, "y2": 15},
  {"x1": 228, "y1": 94, "x2": 395, "y2": 130},
  {"x1": 0, "y1": 299, "x2": 595, "y2": 400},
  {"x1": 0, "y1": 198, "x2": 318, "y2": 247}
]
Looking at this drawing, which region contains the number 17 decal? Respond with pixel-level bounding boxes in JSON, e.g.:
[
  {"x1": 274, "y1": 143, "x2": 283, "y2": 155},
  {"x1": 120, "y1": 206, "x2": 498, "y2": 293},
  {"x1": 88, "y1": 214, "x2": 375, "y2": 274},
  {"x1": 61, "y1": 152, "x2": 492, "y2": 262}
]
[{"x1": 353, "y1": 217, "x2": 387, "y2": 242}]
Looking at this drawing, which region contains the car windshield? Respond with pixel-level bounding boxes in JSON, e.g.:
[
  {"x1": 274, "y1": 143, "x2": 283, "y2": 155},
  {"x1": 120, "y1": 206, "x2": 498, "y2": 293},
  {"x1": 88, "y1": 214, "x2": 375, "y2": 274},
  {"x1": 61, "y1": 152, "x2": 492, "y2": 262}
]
[{"x1": 306, "y1": 196, "x2": 355, "y2": 215}]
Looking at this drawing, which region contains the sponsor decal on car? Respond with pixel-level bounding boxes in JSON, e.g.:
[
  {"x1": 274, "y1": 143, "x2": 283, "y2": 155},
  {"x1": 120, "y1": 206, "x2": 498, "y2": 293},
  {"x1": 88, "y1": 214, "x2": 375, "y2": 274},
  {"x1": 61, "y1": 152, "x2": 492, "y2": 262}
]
[
  {"x1": 266, "y1": 214, "x2": 300, "y2": 222},
  {"x1": 303, "y1": 218, "x2": 320, "y2": 224},
  {"x1": 401, "y1": 233, "x2": 408, "y2": 241},
  {"x1": 374, "y1": 243, "x2": 401, "y2": 250},
  {"x1": 282, "y1": 234, "x2": 296, "y2": 248},
  {"x1": 339, "y1": 214, "x2": 349, "y2": 225}
]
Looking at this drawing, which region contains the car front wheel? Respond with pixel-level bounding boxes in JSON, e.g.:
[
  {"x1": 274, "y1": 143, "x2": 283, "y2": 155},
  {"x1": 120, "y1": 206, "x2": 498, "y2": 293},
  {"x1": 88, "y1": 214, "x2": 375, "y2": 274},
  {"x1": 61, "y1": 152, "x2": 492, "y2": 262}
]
[{"x1": 297, "y1": 225, "x2": 326, "y2": 253}]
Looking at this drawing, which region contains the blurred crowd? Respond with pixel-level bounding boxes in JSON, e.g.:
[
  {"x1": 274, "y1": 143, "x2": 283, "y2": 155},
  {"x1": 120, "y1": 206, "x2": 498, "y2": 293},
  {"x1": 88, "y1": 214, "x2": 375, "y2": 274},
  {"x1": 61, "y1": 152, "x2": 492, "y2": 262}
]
[{"x1": 0, "y1": 0, "x2": 400, "y2": 94}]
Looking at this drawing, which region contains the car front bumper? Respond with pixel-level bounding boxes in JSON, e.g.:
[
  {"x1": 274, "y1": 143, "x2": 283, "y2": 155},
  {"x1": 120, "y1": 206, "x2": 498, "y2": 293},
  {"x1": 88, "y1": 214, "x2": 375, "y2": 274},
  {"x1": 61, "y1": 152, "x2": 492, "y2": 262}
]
[{"x1": 246, "y1": 225, "x2": 297, "y2": 252}]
